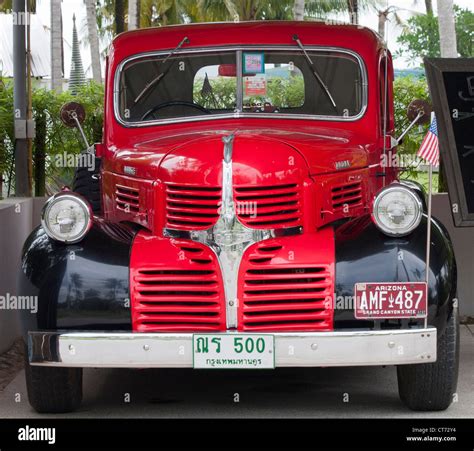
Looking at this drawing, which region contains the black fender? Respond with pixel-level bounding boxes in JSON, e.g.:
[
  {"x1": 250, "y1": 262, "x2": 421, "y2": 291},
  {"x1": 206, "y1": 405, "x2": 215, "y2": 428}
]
[
  {"x1": 19, "y1": 220, "x2": 137, "y2": 337},
  {"x1": 334, "y1": 214, "x2": 457, "y2": 335}
]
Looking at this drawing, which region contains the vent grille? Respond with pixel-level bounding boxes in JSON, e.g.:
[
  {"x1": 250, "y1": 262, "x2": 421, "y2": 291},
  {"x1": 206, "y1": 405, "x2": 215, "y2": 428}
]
[
  {"x1": 331, "y1": 182, "x2": 362, "y2": 210},
  {"x1": 115, "y1": 184, "x2": 140, "y2": 213},
  {"x1": 132, "y1": 243, "x2": 225, "y2": 332},
  {"x1": 234, "y1": 183, "x2": 302, "y2": 228},
  {"x1": 241, "y1": 243, "x2": 332, "y2": 331},
  {"x1": 165, "y1": 183, "x2": 221, "y2": 230}
]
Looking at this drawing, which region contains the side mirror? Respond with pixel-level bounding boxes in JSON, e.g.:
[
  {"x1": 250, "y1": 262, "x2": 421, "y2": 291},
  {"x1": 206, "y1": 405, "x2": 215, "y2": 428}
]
[
  {"x1": 60, "y1": 102, "x2": 89, "y2": 148},
  {"x1": 393, "y1": 99, "x2": 433, "y2": 148},
  {"x1": 407, "y1": 99, "x2": 432, "y2": 125},
  {"x1": 60, "y1": 101, "x2": 86, "y2": 127}
]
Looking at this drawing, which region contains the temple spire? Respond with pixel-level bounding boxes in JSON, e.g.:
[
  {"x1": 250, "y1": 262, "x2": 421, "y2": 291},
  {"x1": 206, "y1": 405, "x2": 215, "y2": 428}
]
[{"x1": 68, "y1": 13, "x2": 86, "y2": 95}]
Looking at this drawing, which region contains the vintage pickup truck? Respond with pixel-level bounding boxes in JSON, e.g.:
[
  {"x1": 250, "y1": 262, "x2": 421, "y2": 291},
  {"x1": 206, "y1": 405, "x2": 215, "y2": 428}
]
[{"x1": 20, "y1": 21, "x2": 459, "y2": 413}]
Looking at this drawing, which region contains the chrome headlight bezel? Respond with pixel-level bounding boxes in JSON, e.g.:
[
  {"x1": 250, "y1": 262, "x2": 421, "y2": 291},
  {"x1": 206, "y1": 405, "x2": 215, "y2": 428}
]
[
  {"x1": 372, "y1": 184, "x2": 423, "y2": 237},
  {"x1": 41, "y1": 192, "x2": 93, "y2": 244}
]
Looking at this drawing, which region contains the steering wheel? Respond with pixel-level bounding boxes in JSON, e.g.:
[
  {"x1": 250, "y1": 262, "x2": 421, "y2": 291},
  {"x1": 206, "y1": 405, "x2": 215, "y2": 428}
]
[{"x1": 141, "y1": 101, "x2": 211, "y2": 121}]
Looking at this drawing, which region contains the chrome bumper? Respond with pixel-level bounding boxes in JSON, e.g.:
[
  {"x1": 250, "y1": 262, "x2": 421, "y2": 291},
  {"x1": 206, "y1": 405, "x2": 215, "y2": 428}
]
[{"x1": 28, "y1": 328, "x2": 437, "y2": 368}]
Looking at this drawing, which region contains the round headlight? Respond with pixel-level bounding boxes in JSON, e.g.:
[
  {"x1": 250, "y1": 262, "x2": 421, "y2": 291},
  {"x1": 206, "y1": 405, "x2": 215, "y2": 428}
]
[
  {"x1": 372, "y1": 184, "x2": 423, "y2": 236},
  {"x1": 41, "y1": 192, "x2": 92, "y2": 243}
]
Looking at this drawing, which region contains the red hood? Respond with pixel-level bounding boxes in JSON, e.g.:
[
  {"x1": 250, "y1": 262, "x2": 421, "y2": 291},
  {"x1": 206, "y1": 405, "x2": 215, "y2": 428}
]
[{"x1": 106, "y1": 127, "x2": 370, "y2": 181}]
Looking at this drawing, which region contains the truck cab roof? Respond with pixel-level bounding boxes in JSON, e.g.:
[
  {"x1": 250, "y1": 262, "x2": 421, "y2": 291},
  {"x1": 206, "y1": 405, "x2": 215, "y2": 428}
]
[{"x1": 109, "y1": 20, "x2": 384, "y2": 63}]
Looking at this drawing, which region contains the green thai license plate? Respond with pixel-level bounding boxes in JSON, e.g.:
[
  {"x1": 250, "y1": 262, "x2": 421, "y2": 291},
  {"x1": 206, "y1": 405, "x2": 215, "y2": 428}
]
[{"x1": 193, "y1": 334, "x2": 275, "y2": 369}]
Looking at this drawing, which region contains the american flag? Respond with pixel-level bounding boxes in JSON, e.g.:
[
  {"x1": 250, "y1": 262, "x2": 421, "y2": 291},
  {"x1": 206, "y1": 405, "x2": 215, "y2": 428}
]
[{"x1": 417, "y1": 114, "x2": 439, "y2": 166}]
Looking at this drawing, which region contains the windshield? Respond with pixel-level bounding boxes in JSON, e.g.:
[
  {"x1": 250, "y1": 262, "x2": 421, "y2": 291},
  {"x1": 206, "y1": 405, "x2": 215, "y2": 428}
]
[{"x1": 117, "y1": 48, "x2": 365, "y2": 124}]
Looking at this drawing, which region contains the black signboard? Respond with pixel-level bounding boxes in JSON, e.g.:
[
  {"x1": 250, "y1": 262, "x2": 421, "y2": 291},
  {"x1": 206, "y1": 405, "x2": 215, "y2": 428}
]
[{"x1": 425, "y1": 58, "x2": 474, "y2": 227}]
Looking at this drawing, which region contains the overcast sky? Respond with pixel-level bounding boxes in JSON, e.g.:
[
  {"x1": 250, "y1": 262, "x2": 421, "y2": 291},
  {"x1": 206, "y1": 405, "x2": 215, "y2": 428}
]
[{"x1": 34, "y1": 0, "x2": 474, "y2": 77}]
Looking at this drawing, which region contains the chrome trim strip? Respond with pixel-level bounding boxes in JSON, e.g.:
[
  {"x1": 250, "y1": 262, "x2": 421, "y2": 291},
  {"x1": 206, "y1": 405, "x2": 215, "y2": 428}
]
[
  {"x1": 113, "y1": 45, "x2": 368, "y2": 127},
  {"x1": 28, "y1": 328, "x2": 437, "y2": 368},
  {"x1": 236, "y1": 50, "x2": 243, "y2": 113}
]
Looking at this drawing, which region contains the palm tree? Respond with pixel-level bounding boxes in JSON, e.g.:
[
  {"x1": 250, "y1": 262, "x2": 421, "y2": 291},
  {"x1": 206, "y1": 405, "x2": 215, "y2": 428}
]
[
  {"x1": 128, "y1": 0, "x2": 139, "y2": 30},
  {"x1": 96, "y1": 0, "x2": 183, "y2": 32},
  {"x1": 347, "y1": 0, "x2": 358, "y2": 24},
  {"x1": 85, "y1": 0, "x2": 101, "y2": 83},
  {"x1": 437, "y1": 0, "x2": 457, "y2": 58},
  {"x1": 50, "y1": 0, "x2": 63, "y2": 92},
  {"x1": 196, "y1": 0, "x2": 294, "y2": 21},
  {"x1": 377, "y1": 5, "x2": 408, "y2": 41},
  {"x1": 425, "y1": 0, "x2": 433, "y2": 15},
  {"x1": 304, "y1": 0, "x2": 382, "y2": 24},
  {"x1": 436, "y1": 0, "x2": 457, "y2": 193},
  {"x1": 346, "y1": 0, "x2": 383, "y2": 25},
  {"x1": 115, "y1": 0, "x2": 126, "y2": 33},
  {"x1": 294, "y1": 0, "x2": 305, "y2": 20}
]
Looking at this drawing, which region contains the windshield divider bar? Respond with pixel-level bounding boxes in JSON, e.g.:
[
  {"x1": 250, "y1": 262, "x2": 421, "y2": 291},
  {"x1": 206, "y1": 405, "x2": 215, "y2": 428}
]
[{"x1": 236, "y1": 50, "x2": 243, "y2": 113}]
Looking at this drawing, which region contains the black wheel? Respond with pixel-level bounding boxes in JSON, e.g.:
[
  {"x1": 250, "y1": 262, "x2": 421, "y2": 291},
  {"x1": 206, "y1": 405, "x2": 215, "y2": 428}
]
[
  {"x1": 397, "y1": 306, "x2": 459, "y2": 411},
  {"x1": 72, "y1": 155, "x2": 101, "y2": 214},
  {"x1": 25, "y1": 351, "x2": 83, "y2": 413}
]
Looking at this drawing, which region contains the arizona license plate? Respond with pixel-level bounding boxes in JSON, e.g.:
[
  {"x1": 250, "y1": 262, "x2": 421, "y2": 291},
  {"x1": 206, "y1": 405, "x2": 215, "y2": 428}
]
[
  {"x1": 193, "y1": 334, "x2": 275, "y2": 369},
  {"x1": 354, "y1": 282, "x2": 428, "y2": 319}
]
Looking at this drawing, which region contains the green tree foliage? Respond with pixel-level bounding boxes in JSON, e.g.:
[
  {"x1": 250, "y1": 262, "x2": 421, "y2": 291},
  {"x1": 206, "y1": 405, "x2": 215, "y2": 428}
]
[
  {"x1": 194, "y1": 78, "x2": 237, "y2": 109},
  {"x1": 267, "y1": 76, "x2": 305, "y2": 108},
  {"x1": 0, "y1": 80, "x2": 104, "y2": 197},
  {"x1": 396, "y1": 6, "x2": 474, "y2": 63},
  {"x1": 193, "y1": 76, "x2": 305, "y2": 110},
  {"x1": 94, "y1": 0, "x2": 384, "y2": 39},
  {"x1": 0, "y1": 79, "x2": 14, "y2": 196},
  {"x1": 393, "y1": 76, "x2": 430, "y2": 156},
  {"x1": 393, "y1": 75, "x2": 439, "y2": 191}
]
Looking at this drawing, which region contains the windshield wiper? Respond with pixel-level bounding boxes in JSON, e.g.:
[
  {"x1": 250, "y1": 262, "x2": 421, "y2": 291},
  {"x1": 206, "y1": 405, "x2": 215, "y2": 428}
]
[
  {"x1": 133, "y1": 36, "x2": 190, "y2": 104},
  {"x1": 292, "y1": 34, "x2": 337, "y2": 111}
]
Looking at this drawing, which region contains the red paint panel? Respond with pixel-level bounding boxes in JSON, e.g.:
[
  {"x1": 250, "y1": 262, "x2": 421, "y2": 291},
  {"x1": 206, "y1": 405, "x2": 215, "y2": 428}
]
[
  {"x1": 234, "y1": 183, "x2": 303, "y2": 229},
  {"x1": 102, "y1": 171, "x2": 155, "y2": 229},
  {"x1": 165, "y1": 183, "x2": 221, "y2": 231},
  {"x1": 238, "y1": 228, "x2": 335, "y2": 331},
  {"x1": 130, "y1": 232, "x2": 226, "y2": 332},
  {"x1": 103, "y1": 21, "x2": 388, "y2": 161},
  {"x1": 315, "y1": 168, "x2": 370, "y2": 228}
]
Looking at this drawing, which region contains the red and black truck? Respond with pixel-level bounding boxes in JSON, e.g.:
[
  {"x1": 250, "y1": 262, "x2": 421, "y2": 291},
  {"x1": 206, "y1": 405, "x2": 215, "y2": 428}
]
[{"x1": 20, "y1": 21, "x2": 458, "y2": 413}]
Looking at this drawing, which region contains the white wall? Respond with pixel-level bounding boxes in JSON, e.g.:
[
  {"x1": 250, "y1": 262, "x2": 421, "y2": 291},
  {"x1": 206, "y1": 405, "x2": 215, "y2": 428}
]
[
  {"x1": 0, "y1": 197, "x2": 46, "y2": 353},
  {"x1": 432, "y1": 194, "x2": 474, "y2": 319}
]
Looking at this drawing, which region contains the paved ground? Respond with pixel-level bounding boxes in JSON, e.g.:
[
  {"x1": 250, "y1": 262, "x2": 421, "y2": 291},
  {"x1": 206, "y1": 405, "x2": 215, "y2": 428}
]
[
  {"x1": 0, "y1": 326, "x2": 472, "y2": 419},
  {"x1": 0, "y1": 339, "x2": 23, "y2": 392}
]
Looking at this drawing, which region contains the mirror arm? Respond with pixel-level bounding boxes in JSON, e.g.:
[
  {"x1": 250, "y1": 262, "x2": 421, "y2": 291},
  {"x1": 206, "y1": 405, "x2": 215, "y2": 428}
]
[
  {"x1": 71, "y1": 112, "x2": 90, "y2": 149},
  {"x1": 392, "y1": 110, "x2": 424, "y2": 148}
]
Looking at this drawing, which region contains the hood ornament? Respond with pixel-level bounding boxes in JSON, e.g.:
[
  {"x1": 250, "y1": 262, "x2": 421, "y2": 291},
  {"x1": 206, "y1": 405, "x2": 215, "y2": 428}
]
[
  {"x1": 222, "y1": 133, "x2": 234, "y2": 163},
  {"x1": 164, "y1": 132, "x2": 275, "y2": 329}
]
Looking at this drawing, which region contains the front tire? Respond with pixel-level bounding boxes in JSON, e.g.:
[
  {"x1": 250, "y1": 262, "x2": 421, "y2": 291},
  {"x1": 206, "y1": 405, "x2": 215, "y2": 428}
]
[
  {"x1": 397, "y1": 306, "x2": 459, "y2": 411},
  {"x1": 72, "y1": 155, "x2": 101, "y2": 214},
  {"x1": 25, "y1": 351, "x2": 83, "y2": 413}
]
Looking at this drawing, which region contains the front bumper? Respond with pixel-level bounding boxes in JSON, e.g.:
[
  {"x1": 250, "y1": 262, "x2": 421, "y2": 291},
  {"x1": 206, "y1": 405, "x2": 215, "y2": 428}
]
[{"x1": 28, "y1": 328, "x2": 437, "y2": 368}]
